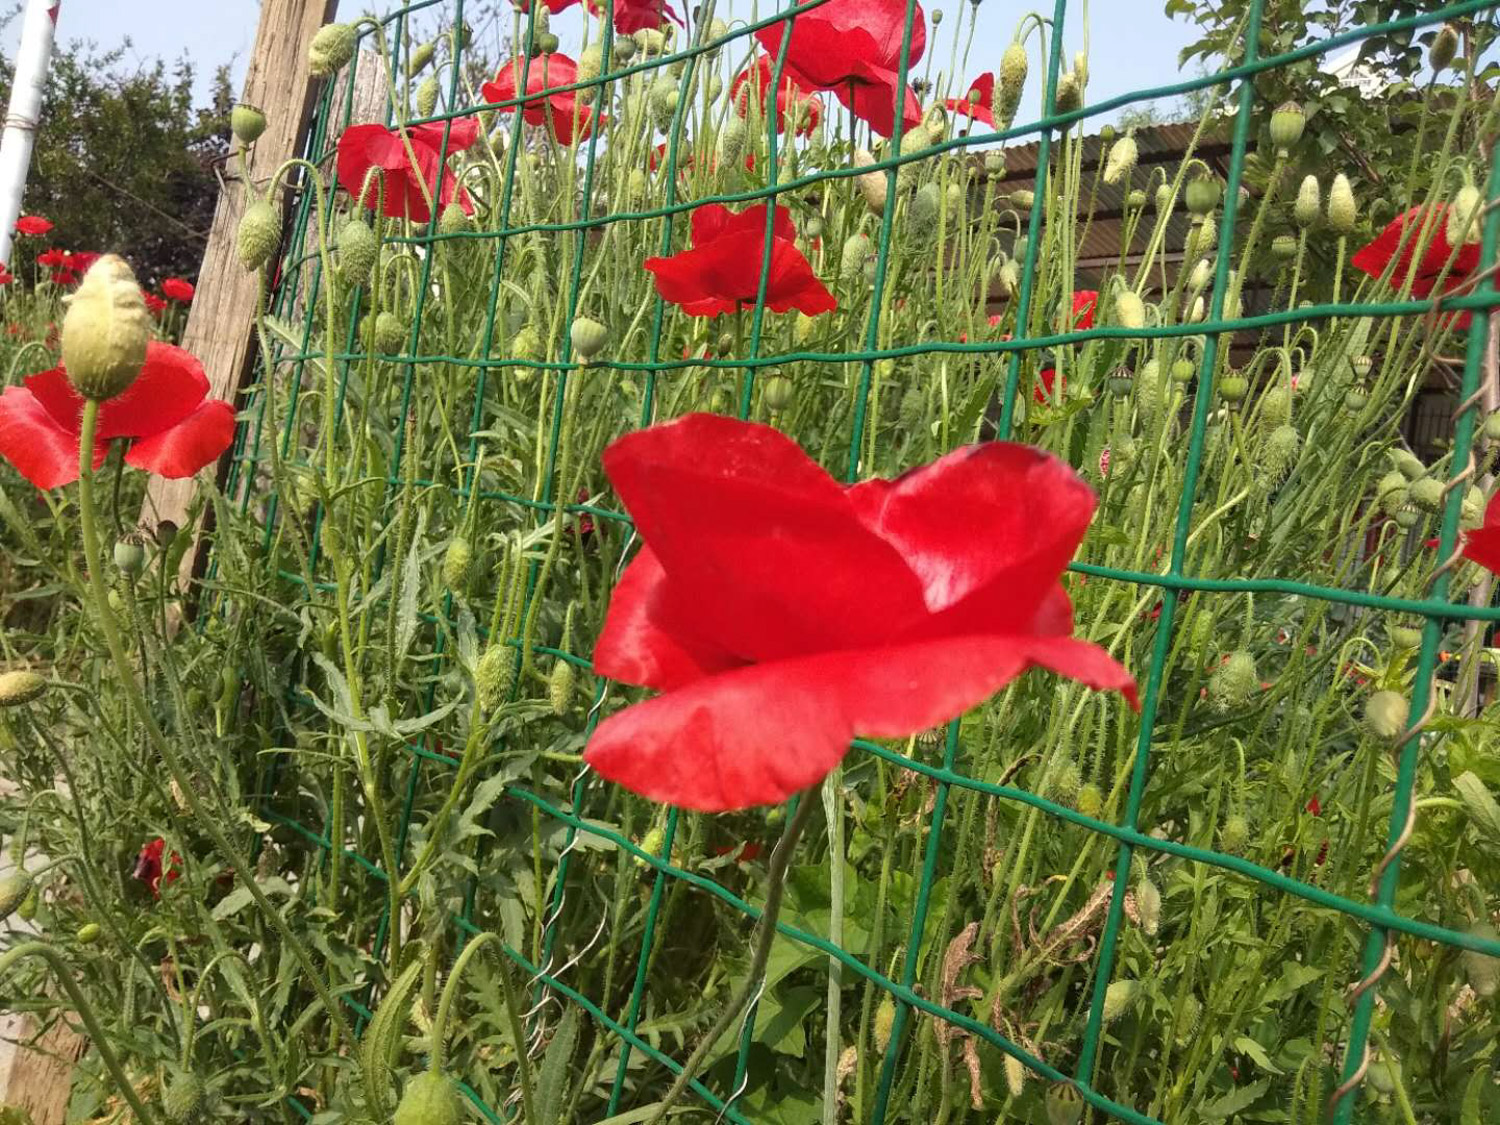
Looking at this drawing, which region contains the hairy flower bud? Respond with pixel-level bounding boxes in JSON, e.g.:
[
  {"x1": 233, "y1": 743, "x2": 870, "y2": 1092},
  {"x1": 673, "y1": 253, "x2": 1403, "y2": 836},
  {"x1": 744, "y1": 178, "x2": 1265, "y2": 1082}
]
[
  {"x1": 1261, "y1": 423, "x2": 1300, "y2": 481},
  {"x1": 1364, "y1": 690, "x2": 1410, "y2": 740},
  {"x1": 1114, "y1": 289, "x2": 1146, "y2": 330},
  {"x1": 1294, "y1": 174, "x2": 1320, "y2": 229},
  {"x1": 1127, "y1": 188, "x2": 1146, "y2": 208},
  {"x1": 1103, "y1": 131, "x2": 1138, "y2": 185},
  {"x1": 442, "y1": 538, "x2": 472, "y2": 591},
  {"x1": 366, "y1": 311, "x2": 407, "y2": 355},
  {"x1": 1135, "y1": 877, "x2": 1161, "y2": 936},
  {"x1": 1053, "y1": 70, "x2": 1082, "y2": 114},
  {"x1": 0, "y1": 669, "x2": 47, "y2": 707},
  {"x1": 991, "y1": 42, "x2": 1027, "y2": 130},
  {"x1": 549, "y1": 659, "x2": 577, "y2": 715},
  {"x1": 394, "y1": 1072, "x2": 462, "y2": 1125},
  {"x1": 238, "y1": 200, "x2": 281, "y2": 272},
  {"x1": 77, "y1": 921, "x2": 101, "y2": 944},
  {"x1": 308, "y1": 23, "x2": 357, "y2": 77},
  {"x1": 407, "y1": 41, "x2": 436, "y2": 77},
  {"x1": 337, "y1": 219, "x2": 378, "y2": 284},
  {"x1": 1461, "y1": 922, "x2": 1500, "y2": 998},
  {"x1": 1409, "y1": 476, "x2": 1444, "y2": 512},
  {"x1": 1327, "y1": 173, "x2": 1357, "y2": 234},
  {"x1": 874, "y1": 997, "x2": 896, "y2": 1053},
  {"x1": 1430, "y1": 23, "x2": 1460, "y2": 72},
  {"x1": 1219, "y1": 813, "x2": 1250, "y2": 854},
  {"x1": 1452, "y1": 183, "x2": 1484, "y2": 246},
  {"x1": 1207, "y1": 650, "x2": 1258, "y2": 712},
  {"x1": 61, "y1": 255, "x2": 150, "y2": 400},
  {"x1": 231, "y1": 103, "x2": 267, "y2": 146},
  {"x1": 1101, "y1": 979, "x2": 1139, "y2": 1023},
  {"x1": 476, "y1": 646, "x2": 513, "y2": 711},
  {"x1": 415, "y1": 75, "x2": 440, "y2": 118},
  {"x1": 840, "y1": 231, "x2": 872, "y2": 279},
  {"x1": 163, "y1": 1072, "x2": 207, "y2": 1123}
]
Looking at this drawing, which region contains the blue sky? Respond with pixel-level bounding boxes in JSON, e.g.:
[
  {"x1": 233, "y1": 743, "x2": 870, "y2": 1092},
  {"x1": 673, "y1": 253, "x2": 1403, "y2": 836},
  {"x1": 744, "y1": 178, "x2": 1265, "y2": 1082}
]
[{"x1": 8, "y1": 1, "x2": 1205, "y2": 123}]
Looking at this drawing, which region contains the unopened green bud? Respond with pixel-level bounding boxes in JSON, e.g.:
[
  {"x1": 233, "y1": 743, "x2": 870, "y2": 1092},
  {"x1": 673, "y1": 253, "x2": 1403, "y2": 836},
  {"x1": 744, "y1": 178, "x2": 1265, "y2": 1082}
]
[
  {"x1": 1101, "y1": 979, "x2": 1139, "y2": 1023},
  {"x1": 1103, "y1": 132, "x2": 1138, "y2": 185},
  {"x1": 649, "y1": 79, "x2": 679, "y2": 131},
  {"x1": 1155, "y1": 183, "x2": 1173, "y2": 212},
  {"x1": 1364, "y1": 690, "x2": 1409, "y2": 740},
  {"x1": 1220, "y1": 813, "x2": 1250, "y2": 854},
  {"x1": 0, "y1": 871, "x2": 34, "y2": 919},
  {"x1": 1409, "y1": 476, "x2": 1444, "y2": 512},
  {"x1": 1430, "y1": 23, "x2": 1460, "y2": 72},
  {"x1": 854, "y1": 149, "x2": 887, "y2": 213},
  {"x1": 1009, "y1": 189, "x2": 1035, "y2": 210},
  {"x1": 394, "y1": 1071, "x2": 461, "y2": 1125},
  {"x1": 909, "y1": 182, "x2": 941, "y2": 233},
  {"x1": 549, "y1": 660, "x2": 577, "y2": 715},
  {"x1": 60, "y1": 255, "x2": 150, "y2": 400},
  {"x1": 415, "y1": 75, "x2": 440, "y2": 118},
  {"x1": 231, "y1": 103, "x2": 267, "y2": 145},
  {"x1": 237, "y1": 200, "x2": 281, "y2": 272},
  {"x1": 77, "y1": 922, "x2": 102, "y2": 944},
  {"x1": 1452, "y1": 183, "x2": 1484, "y2": 246},
  {"x1": 1004, "y1": 1054, "x2": 1027, "y2": 1097},
  {"x1": 1135, "y1": 878, "x2": 1161, "y2": 936},
  {"x1": 1053, "y1": 70, "x2": 1082, "y2": 114},
  {"x1": 338, "y1": 218, "x2": 378, "y2": 283},
  {"x1": 1294, "y1": 174, "x2": 1321, "y2": 229},
  {"x1": 1461, "y1": 922, "x2": 1500, "y2": 998},
  {"x1": 308, "y1": 23, "x2": 357, "y2": 77},
  {"x1": 1076, "y1": 783, "x2": 1103, "y2": 819},
  {"x1": 1207, "y1": 650, "x2": 1258, "y2": 712},
  {"x1": 992, "y1": 42, "x2": 1027, "y2": 130},
  {"x1": 407, "y1": 41, "x2": 437, "y2": 77},
  {"x1": 476, "y1": 646, "x2": 513, "y2": 711},
  {"x1": 1327, "y1": 174, "x2": 1357, "y2": 234},
  {"x1": 1127, "y1": 188, "x2": 1146, "y2": 208},
  {"x1": 366, "y1": 311, "x2": 407, "y2": 355},
  {"x1": 1114, "y1": 289, "x2": 1146, "y2": 330},
  {"x1": 1261, "y1": 423, "x2": 1300, "y2": 481},
  {"x1": 163, "y1": 1072, "x2": 207, "y2": 1124},
  {"x1": 841, "y1": 232, "x2": 872, "y2": 279},
  {"x1": 442, "y1": 538, "x2": 472, "y2": 590},
  {"x1": 874, "y1": 998, "x2": 896, "y2": 1053},
  {"x1": 1388, "y1": 619, "x2": 1424, "y2": 650}
]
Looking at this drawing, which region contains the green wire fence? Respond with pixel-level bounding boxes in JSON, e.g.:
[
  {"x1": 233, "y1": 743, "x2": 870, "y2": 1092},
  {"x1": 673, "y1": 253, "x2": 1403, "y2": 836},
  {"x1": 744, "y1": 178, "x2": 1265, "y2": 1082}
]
[{"x1": 212, "y1": 0, "x2": 1500, "y2": 1120}]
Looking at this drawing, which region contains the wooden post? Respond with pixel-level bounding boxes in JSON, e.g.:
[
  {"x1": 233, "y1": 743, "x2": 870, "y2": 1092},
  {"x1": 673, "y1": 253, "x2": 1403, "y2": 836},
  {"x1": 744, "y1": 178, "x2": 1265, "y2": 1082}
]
[{"x1": 139, "y1": 0, "x2": 341, "y2": 572}]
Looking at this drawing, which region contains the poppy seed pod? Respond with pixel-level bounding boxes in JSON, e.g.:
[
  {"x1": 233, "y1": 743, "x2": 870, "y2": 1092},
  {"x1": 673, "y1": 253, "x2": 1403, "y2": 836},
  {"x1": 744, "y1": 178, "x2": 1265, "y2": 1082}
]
[
  {"x1": 394, "y1": 1072, "x2": 463, "y2": 1125},
  {"x1": 114, "y1": 537, "x2": 146, "y2": 576},
  {"x1": 230, "y1": 103, "x2": 267, "y2": 145},
  {"x1": 1452, "y1": 183, "x2": 1484, "y2": 246},
  {"x1": 308, "y1": 23, "x2": 357, "y2": 77},
  {"x1": 442, "y1": 538, "x2": 472, "y2": 590},
  {"x1": 415, "y1": 75, "x2": 440, "y2": 118},
  {"x1": 1127, "y1": 188, "x2": 1146, "y2": 208},
  {"x1": 0, "y1": 871, "x2": 32, "y2": 920},
  {"x1": 763, "y1": 374, "x2": 794, "y2": 412},
  {"x1": 570, "y1": 316, "x2": 608, "y2": 362},
  {"x1": 1185, "y1": 174, "x2": 1220, "y2": 216},
  {"x1": 163, "y1": 1072, "x2": 207, "y2": 1123},
  {"x1": 1327, "y1": 174, "x2": 1357, "y2": 234},
  {"x1": 61, "y1": 255, "x2": 151, "y2": 401},
  {"x1": 476, "y1": 646, "x2": 513, "y2": 711},
  {"x1": 337, "y1": 218, "x2": 378, "y2": 284},
  {"x1": 1293, "y1": 174, "x2": 1321, "y2": 229},
  {"x1": 1364, "y1": 690, "x2": 1410, "y2": 740},
  {"x1": 1430, "y1": 23, "x2": 1460, "y2": 72},
  {"x1": 1271, "y1": 233, "x2": 1297, "y2": 260},
  {"x1": 1045, "y1": 1083, "x2": 1085, "y2": 1125},
  {"x1": 0, "y1": 669, "x2": 46, "y2": 707},
  {"x1": 237, "y1": 200, "x2": 281, "y2": 272},
  {"x1": 1102, "y1": 132, "x2": 1138, "y2": 185},
  {"x1": 1461, "y1": 923, "x2": 1500, "y2": 998},
  {"x1": 1114, "y1": 289, "x2": 1146, "y2": 330},
  {"x1": 1269, "y1": 100, "x2": 1305, "y2": 153}
]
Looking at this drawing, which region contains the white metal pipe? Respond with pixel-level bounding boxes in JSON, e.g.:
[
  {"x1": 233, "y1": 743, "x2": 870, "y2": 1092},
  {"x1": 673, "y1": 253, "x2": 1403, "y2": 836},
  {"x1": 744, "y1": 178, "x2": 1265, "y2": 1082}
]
[{"x1": 0, "y1": 0, "x2": 59, "y2": 265}]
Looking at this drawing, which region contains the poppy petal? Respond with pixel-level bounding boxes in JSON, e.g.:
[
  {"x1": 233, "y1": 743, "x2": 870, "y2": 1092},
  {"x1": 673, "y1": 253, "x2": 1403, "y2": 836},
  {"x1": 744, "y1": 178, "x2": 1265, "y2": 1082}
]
[
  {"x1": 0, "y1": 385, "x2": 96, "y2": 489},
  {"x1": 602, "y1": 413, "x2": 928, "y2": 661},
  {"x1": 1462, "y1": 524, "x2": 1500, "y2": 575},
  {"x1": 593, "y1": 547, "x2": 747, "y2": 689},
  {"x1": 93, "y1": 343, "x2": 209, "y2": 440},
  {"x1": 124, "y1": 399, "x2": 236, "y2": 478},
  {"x1": 847, "y1": 442, "x2": 1096, "y2": 630},
  {"x1": 585, "y1": 631, "x2": 1127, "y2": 811}
]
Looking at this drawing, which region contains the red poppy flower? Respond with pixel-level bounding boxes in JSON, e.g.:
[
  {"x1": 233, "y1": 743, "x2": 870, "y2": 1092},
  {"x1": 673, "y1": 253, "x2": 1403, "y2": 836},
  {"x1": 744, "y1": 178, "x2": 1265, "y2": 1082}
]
[
  {"x1": 133, "y1": 838, "x2": 183, "y2": 897},
  {"x1": 1460, "y1": 491, "x2": 1500, "y2": 574},
  {"x1": 14, "y1": 215, "x2": 52, "y2": 236},
  {"x1": 142, "y1": 291, "x2": 168, "y2": 316},
  {"x1": 0, "y1": 268, "x2": 14, "y2": 286},
  {"x1": 66, "y1": 251, "x2": 100, "y2": 274},
  {"x1": 754, "y1": 0, "x2": 926, "y2": 138},
  {"x1": 585, "y1": 0, "x2": 681, "y2": 33},
  {"x1": 584, "y1": 414, "x2": 1138, "y2": 811},
  {"x1": 161, "y1": 277, "x2": 195, "y2": 303},
  {"x1": 36, "y1": 247, "x2": 67, "y2": 267},
  {"x1": 336, "y1": 119, "x2": 479, "y2": 224},
  {"x1": 730, "y1": 54, "x2": 823, "y2": 135},
  {"x1": 1352, "y1": 205, "x2": 1481, "y2": 325},
  {"x1": 1072, "y1": 289, "x2": 1098, "y2": 330},
  {"x1": 944, "y1": 72, "x2": 993, "y2": 128},
  {"x1": 49, "y1": 268, "x2": 77, "y2": 286},
  {"x1": 0, "y1": 342, "x2": 235, "y2": 490},
  {"x1": 644, "y1": 203, "x2": 836, "y2": 318},
  {"x1": 482, "y1": 54, "x2": 598, "y2": 147},
  {"x1": 1036, "y1": 367, "x2": 1064, "y2": 405}
]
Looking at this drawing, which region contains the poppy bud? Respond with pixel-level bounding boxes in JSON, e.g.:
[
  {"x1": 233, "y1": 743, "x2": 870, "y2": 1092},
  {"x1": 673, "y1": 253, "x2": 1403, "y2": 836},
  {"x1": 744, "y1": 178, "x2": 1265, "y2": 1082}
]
[
  {"x1": 231, "y1": 103, "x2": 267, "y2": 145},
  {"x1": 570, "y1": 316, "x2": 608, "y2": 362},
  {"x1": 1259, "y1": 386, "x2": 1290, "y2": 425},
  {"x1": 1387, "y1": 619, "x2": 1423, "y2": 650},
  {"x1": 1127, "y1": 188, "x2": 1146, "y2": 208},
  {"x1": 1100, "y1": 124, "x2": 1116, "y2": 144},
  {"x1": 1462, "y1": 485, "x2": 1485, "y2": 530},
  {"x1": 637, "y1": 825, "x2": 666, "y2": 868},
  {"x1": 163, "y1": 1072, "x2": 207, "y2": 1123},
  {"x1": 1050, "y1": 760, "x2": 1082, "y2": 803},
  {"x1": 1154, "y1": 183, "x2": 1173, "y2": 212},
  {"x1": 1053, "y1": 71, "x2": 1082, "y2": 114},
  {"x1": 337, "y1": 219, "x2": 378, "y2": 284},
  {"x1": 1430, "y1": 23, "x2": 1460, "y2": 72},
  {"x1": 1102, "y1": 132, "x2": 1138, "y2": 185},
  {"x1": 874, "y1": 997, "x2": 896, "y2": 1052},
  {"x1": 840, "y1": 231, "x2": 872, "y2": 279},
  {"x1": 1187, "y1": 258, "x2": 1211, "y2": 292},
  {"x1": 114, "y1": 536, "x2": 146, "y2": 576},
  {"x1": 442, "y1": 538, "x2": 472, "y2": 591},
  {"x1": 1186, "y1": 175, "x2": 1220, "y2": 216},
  {"x1": 507, "y1": 324, "x2": 542, "y2": 367},
  {"x1": 1100, "y1": 979, "x2": 1138, "y2": 1023},
  {"x1": 1327, "y1": 173, "x2": 1357, "y2": 234},
  {"x1": 1261, "y1": 424, "x2": 1300, "y2": 481},
  {"x1": 1451, "y1": 183, "x2": 1484, "y2": 246},
  {"x1": 415, "y1": 75, "x2": 440, "y2": 118},
  {"x1": 634, "y1": 28, "x2": 667, "y2": 57},
  {"x1": 1268, "y1": 100, "x2": 1305, "y2": 153},
  {"x1": 407, "y1": 41, "x2": 436, "y2": 77},
  {"x1": 1135, "y1": 877, "x2": 1161, "y2": 936},
  {"x1": 366, "y1": 311, "x2": 407, "y2": 355},
  {"x1": 394, "y1": 1071, "x2": 462, "y2": 1125},
  {"x1": 61, "y1": 255, "x2": 151, "y2": 401},
  {"x1": 1191, "y1": 215, "x2": 1217, "y2": 255},
  {"x1": 437, "y1": 203, "x2": 470, "y2": 238},
  {"x1": 1073, "y1": 51, "x2": 1089, "y2": 90},
  {"x1": 77, "y1": 922, "x2": 101, "y2": 944},
  {"x1": 991, "y1": 42, "x2": 1027, "y2": 130},
  {"x1": 1294, "y1": 174, "x2": 1320, "y2": 229},
  {"x1": 476, "y1": 646, "x2": 513, "y2": 711},
  {"x1": 1409, "y1": 476, "x2": 1444, "y2": 512},
  {"x1": 717, "y1": 115, "x2": 748, "y2": 166},
  {"x1": 1270, "y1": 233, "x2": 1297, "y2": 260},
  {"x1": 1220, "y1": 813, "x2": 1250, "y2": 854},
  {"x1": 1009, "y1": 189, "x2": 1035, "y2": 210},
  {"x1": 764, "y1": 374, "x2": 794, "y2": 412},
  {"x1": 238, "y1": 200, "x2": 281, "y2": 272},
  {"x1": 0, "y1": 871, "x2": 33, "y2": 920},
  {"x1": 1461, "y1": 922, "x2": 1500, "y2": 998},
  {"x1": 308, "y1": 23, "x2": 357, "y2": 77},
  {"x1": 1004, "y1": 1055, "x2": 1026, "y2": 1097},
  {"x1": 1045, "y1": 1083, "x2": 1085, "y2": 1125},
  {"x1": 625, "y1": 168, "x2": 648, "y2": 203},
  {"x1": 1207, "y1": 650, "x2": 1258, "y2": 712},
  {"x1": 1114, "y1": 289, "x2": 1145, "y2": 330},
  {"x1": 0, "y1": 669, "x2": 47, "y2": 707},
  {"x1": 649, "y1": 79, "x2": 679, "y2": 131},
  {"x1": 549, "y1": 660, "x2": 576, "y2": 715},
  {"x1": 1364, "y1": 690, "x2": 1409, "y2": 740},
  {"x1": 909, "y1": 182, "x2": 941, "y2": 233},
  {"x1": 854, "y1": 149, "x2": 887, "y2": 213},
  {"x1": 1075, "y1": 782, "x2": 1103, "y2": 819}
]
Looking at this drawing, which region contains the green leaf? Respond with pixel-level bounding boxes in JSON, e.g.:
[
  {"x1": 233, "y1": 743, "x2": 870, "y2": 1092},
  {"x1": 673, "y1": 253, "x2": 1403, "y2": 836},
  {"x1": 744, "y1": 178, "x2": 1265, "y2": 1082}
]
[
  {"x1": 1454, "y1": 771, "x2": 1500, "y2": 844},
  {"x1": 536, "y1": 1005, "x2": 581, "y2": 1125},
  {"x1": 1461, "y1": 1062, "x2": 1487, "y2": 1125},
  {"x1": 1232, "y1": 1036, "x2": 1285, "y2": 1075},
  {"x1": 1198, "y1": 1077, "x2": 1270, "y2": 1119},
  {"x1": 394, "y1": 509, "x2": 427, "y2": 663},
  {"x1": 360, "y1": 956, "x2": 426, "y2": 1118}
]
